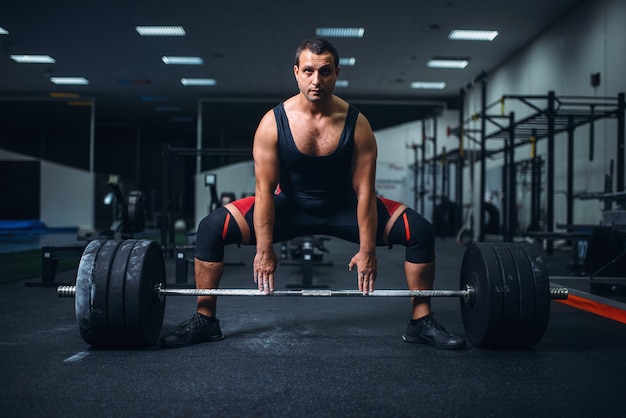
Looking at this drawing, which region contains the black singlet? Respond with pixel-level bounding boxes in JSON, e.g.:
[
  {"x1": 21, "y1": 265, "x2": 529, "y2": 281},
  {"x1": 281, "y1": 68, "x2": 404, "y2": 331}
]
[{"x1": 273, "y1": 103, "x2": 360, "y2": 213}]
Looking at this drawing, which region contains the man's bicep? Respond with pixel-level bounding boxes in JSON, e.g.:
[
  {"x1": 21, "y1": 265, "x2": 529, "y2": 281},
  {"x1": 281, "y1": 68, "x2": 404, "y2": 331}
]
[
  {"x1": 253, "y1": 112, "x2": 280, "y2": 190},
  {"x1": 352, "y1": 116, "x2": 378, "y2": 193}
]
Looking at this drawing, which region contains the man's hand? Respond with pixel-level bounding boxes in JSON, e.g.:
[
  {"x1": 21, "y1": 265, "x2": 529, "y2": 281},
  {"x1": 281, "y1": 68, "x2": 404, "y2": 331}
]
[
  {"x1": 253, "y1": 249, "x2": 278, "y2": 294},
  {"x1": 348, "y1": 250, "x2": 378, "y2": 294}
]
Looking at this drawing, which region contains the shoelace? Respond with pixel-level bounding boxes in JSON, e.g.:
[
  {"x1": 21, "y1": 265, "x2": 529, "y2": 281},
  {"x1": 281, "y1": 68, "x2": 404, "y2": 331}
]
[
  {"x1": 180, "y1": 314, "x2": 205, "y2": 331},
  {"x1": 424, "y1": 316, "x2": 448, "y2": 332}
]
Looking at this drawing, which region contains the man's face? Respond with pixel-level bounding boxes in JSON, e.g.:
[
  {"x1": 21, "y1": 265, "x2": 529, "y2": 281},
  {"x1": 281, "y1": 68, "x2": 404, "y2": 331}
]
[{"x1": 294, "y1": 50, "x2": 340, "y2": 102}]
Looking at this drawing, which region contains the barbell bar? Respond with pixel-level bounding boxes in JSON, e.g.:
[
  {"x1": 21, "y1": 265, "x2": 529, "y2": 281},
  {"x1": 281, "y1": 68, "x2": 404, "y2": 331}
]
[
  {"x1": 58, "y1": 239, "x2": 569, "y2": 349},
  {"x1": 57, "y1": 284, "x2": 569, "y2": 300}
]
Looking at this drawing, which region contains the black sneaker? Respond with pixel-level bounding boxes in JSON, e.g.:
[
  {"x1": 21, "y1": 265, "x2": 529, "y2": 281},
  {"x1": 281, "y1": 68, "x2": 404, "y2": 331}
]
[
  {"x1": 402, "y1": 313, "x2": 466, "y2": 350},
  {"x1": 161, "y1": 313, "x2": 224, "y2": 348}
]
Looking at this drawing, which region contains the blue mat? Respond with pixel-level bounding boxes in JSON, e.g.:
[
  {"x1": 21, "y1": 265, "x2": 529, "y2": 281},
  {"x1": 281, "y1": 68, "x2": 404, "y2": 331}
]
[{"x1": 0, "y1": 219, "x2": 77, "y2": 235}]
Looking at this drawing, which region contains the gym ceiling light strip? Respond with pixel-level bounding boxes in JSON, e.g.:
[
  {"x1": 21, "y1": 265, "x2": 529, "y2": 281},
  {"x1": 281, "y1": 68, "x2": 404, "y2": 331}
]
[
  {"x1": 135, "y1": 26, "x2": 185, "y2": 36},
  {"x1": 448, "y1": 30, "x2": 499, "y2": 41}
]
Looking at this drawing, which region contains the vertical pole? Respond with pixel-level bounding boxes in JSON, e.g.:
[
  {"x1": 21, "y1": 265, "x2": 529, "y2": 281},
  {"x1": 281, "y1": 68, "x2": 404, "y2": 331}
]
[
  {"x1": 502, "y1": 155, "x2": 508, "y2": 240},
  {"x1": 617, "y1": 92, "x2": 625, "y2": 208},
  {"x1": 442, "y1": 147, "x2": 448, "y2": 199},
  {"x1": 479, "y1": 75, "x2": 487, "y2": 242},
  {"x1": 567, "y1": 116, "x2": 574, "y2": 228},
  {"x1": 135, "y1": 125, "x2": 141, "y2": 185},
  {"x1": 530, "y1": 129, "x2": 538, "y2": 231},
  {"x1": 456, "y1": 88, "x2": 465, "y2": 234},
  {"x1": 432, "y1": 115, "x2": 438, "y2": 220},
  {"x1": 169, "y1": 155, "x2": 177, "y2": 254},
  {"x1": 89, "y1": 99, "x2": 96, "y2": 232},
  {"x1": 546, "y1": 91, "x2": 556, "y2": 254},
  {"x1": 420, "y1": 122, "x2": 426, "y2": 215},
  {"x1": 413, "y1": 144, "x2": 419, "y2": 211},
  {"x1": 506, "y1": 111, "x2": 516, "y2": 242},
  {"x1": 161, "y1": 144, "x2": 170, "y2": 254},
  {"x1": 196, "y1": 99, "x2": 203, "y2": 175},
  {"x1": 89, "y1": 99, "x2": 95, "y2": 174}
]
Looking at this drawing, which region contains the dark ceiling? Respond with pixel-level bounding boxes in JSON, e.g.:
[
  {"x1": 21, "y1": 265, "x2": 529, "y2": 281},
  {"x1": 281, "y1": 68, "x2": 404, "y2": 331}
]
[{"x1": 1, "y1": 0, "x2": 585, "y2": 145}]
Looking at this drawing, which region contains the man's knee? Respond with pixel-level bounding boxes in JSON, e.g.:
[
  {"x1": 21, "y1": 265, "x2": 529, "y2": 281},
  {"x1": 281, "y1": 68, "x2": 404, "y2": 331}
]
[
  {"x1": 387, "y1": 208, "x2": 435, "y2": 263},
  {"x1": 195, "y1": 207, "x2": 242, "y2": 262}
]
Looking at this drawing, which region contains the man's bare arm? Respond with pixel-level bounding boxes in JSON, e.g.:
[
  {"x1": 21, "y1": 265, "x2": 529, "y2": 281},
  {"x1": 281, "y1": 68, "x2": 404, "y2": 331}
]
[
  {"x1": 348, "y1": 113, "x2": 378, "y2": 293},
  {"x1": 252, "y1": 110, "x2": 280, "y2": 293}
]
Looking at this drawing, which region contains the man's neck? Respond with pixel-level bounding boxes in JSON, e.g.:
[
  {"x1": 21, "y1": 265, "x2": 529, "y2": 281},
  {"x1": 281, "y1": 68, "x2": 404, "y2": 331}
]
[{"x1": 296, "y1": 93, "x2": 337, "y2": 117}]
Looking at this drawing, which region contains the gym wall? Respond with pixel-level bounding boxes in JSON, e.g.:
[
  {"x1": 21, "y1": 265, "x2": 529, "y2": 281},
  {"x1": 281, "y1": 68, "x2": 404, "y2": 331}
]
[
  {"x1": 461, "y1": 0, "x2": 626, "y2": 230},
  {"x1": 0, "y1": 148, "x2": 94, "y2": 230}
]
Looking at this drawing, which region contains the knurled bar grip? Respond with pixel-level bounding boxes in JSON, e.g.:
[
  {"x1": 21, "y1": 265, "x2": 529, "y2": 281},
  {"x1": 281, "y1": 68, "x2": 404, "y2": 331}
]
[
  {"x1": 159, "y1": 288, "x2": 470, "y2": 297},
  {"x1": 57, "y1": 285, "x2": 569, "y2": 299}
]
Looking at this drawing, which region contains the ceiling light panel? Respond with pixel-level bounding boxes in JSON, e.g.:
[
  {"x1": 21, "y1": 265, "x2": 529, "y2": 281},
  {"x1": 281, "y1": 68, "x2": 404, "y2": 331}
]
[
  {"x1": 50, "y1": 77, "x2": 89, "y2": 85},
  {"x1": 0, "y1": 27, "x2": 9, "y2": 35},
  {"x1": 339, "y1": 57, "x2": 356, "y2": 66},
  {"x1": 335, "y1": 80, "x2": 349, "y2": 87},
  {"x1": 162, "y1": 56, "x2": 203, "y2": 65},
  {"x1": 448, "y1": 30, "x2": 499, "y2": 41},
  {"x1": 135, "y1": 26, "x2": 186, "y2": 36},
  {"x1": 411, "y1": 81, "x2": 446, "y2": 90},
  {"x1": 427, "y1": 59, "x2": 469, "y2": 69},
  {"x1": 315, "y1": 27, "x2": 365, "y2": 38},
  {"x1": 181, "y1": 78, "x2": 216, "y2": 86},
  {"x1": 11, "y1": 55, "x2": 56, "y2": 63}
]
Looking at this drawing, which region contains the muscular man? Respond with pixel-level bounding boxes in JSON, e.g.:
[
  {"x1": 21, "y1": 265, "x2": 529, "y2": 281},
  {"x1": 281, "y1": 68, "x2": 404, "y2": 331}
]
[{"x1": 162, "y1": 38, "x2": 465, "y2": 350}]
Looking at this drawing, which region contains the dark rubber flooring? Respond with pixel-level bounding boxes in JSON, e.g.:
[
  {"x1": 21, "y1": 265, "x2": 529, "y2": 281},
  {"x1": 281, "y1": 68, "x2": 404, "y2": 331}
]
[{"x1": 2, "y1": 238, "x2": 626, "y2": 417}]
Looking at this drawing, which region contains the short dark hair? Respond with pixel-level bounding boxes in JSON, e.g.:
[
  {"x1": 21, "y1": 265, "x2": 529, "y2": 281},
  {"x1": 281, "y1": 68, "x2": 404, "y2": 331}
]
[{"x1": 294, "y1": 38, "x2": 340, "y2": 69}]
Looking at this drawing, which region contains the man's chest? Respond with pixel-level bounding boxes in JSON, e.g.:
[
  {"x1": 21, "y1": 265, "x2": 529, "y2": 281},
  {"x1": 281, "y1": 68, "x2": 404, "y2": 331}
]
[{"x1": 288, "y1": 119, "x2": 345, "y2": 156}]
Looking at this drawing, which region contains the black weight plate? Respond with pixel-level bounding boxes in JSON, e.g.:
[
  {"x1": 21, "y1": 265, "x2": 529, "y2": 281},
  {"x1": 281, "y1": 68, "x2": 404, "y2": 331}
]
[
  {"x1": 459, "y1": 243, "x2": 504, "y2": 348},
  {"x1": 520, "y1": 243, "x2": 551, "y2": 346},
  {"x1": 124, "y1": 240, "x2": 166, "y2": 347},
  {"x1": 494, "y1": 244, "x2": 521, "y2": 347},
  {"x1": 91, "y1": 240, "x2": 123, "y2": 346},
  {"x1": 107, "y1": 239, "x2": 137, "y2": 346},
  {"x1": 509, "y1": 243, "x2": 537, "y2": 347},
  {"x1": 75, "y1": 240, "x2": 103, "y2": 346}
]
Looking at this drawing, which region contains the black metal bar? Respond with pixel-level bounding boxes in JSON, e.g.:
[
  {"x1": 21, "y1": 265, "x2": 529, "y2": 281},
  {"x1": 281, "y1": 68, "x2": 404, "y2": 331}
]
[
  {"x1": 567, "y1": 116, "x2": 575, "y2": 228},
  {"x1": 456, "y1": 88, "x2": 465, "y2": 234},
  {"x1": 420, "y1": 122, "x2": 426, "y2": 215},
  {"x1": 168, "y1": 154, "x2": 177, "y2": 255},
  {"x1": 505, "y1": 111, "x2": 516, "y2": 242},
  {"x1": 530, "y1": 129, "x2": 538, "y2": 231},
  {"x1": 432, "y1": 115, "x2": 438, "y2": 220},
  {"x1": 412, "y1": 144, "x2": 418, "y2": 211},
  {"x1": 534, "y1": 156, "x2": 543, "y2": 231},
  {"x1": 161, "y1": 144, "x2": 170, "y2": 254},
  {"x1": 617, "y1": 92, "x2": 625, "y2": 207},
  {"x1": 479, "y1": 75, "x2": 487, "y2": 242},
  {"x1": 167, "y1": 147, "x2": 252, "y2": 156},
  {"x1": 546, "y1": 91, "x2": 556, "y2": 254}
]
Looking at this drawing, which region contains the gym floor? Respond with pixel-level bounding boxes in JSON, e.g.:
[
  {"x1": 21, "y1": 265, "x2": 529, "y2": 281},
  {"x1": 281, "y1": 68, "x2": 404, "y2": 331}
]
[{"x1": 1, "y1": 236, "x2": 626, "y2": 417}]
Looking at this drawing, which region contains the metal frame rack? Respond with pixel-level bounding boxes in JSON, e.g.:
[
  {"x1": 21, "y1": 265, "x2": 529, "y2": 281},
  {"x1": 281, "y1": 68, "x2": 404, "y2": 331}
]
[{"x1": 449, "y1": 89, "x2": 625, "y2": 249}]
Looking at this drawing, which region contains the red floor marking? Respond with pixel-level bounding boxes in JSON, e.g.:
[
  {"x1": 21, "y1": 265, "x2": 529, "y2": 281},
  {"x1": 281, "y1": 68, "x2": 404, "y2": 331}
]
[{"x1": 556, "y1": 294, "x2": 626, "y2": 325}]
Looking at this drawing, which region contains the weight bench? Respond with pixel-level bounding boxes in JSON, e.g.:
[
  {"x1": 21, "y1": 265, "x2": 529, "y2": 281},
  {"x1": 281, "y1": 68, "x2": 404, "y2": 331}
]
[{"x1": 280, "y1": 236, "x2": 334, "y2": 289}]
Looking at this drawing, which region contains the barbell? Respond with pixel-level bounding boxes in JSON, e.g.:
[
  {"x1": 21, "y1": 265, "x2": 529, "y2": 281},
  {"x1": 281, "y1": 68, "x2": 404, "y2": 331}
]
[{"x1": 57, "y1": 239, "x2": 568, "y2": 349}]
